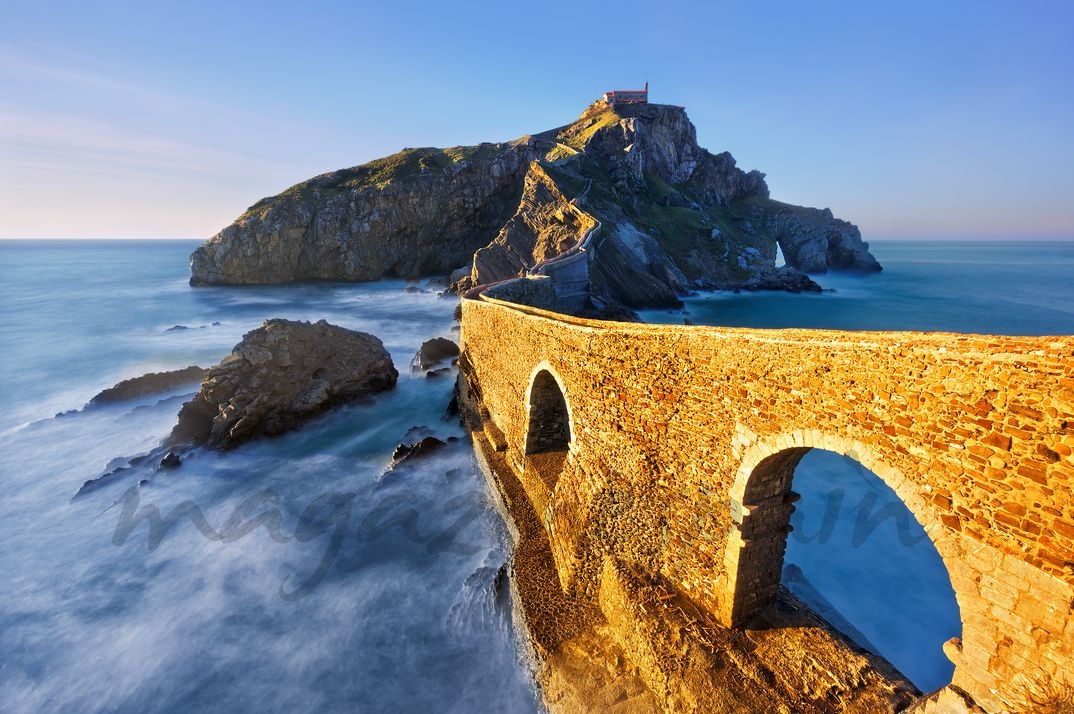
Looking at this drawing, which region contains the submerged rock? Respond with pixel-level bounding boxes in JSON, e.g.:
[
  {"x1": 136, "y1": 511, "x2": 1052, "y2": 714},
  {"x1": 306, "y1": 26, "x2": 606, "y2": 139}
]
[
  {"x1": 691, "y1": 265, "x2": 824, "y2": 294},
  {"x1": 89, "y1": 366, "x2": 206, "y2": 406},
  {"x1": 411, "y1": 337, "x2": 460, "y2": 373},
  {"x1": 389, "y1": 436, "x2": 448, "y2": 468},
  {"x1": 168, "y1": 319, "x2": 397, "y2": 449},
  {"x1": 731, "y1": 265, "x2": 824, "y2": 293},
  {"x1": 159, "y1": 451, "x2": 182, "y2": 469}
]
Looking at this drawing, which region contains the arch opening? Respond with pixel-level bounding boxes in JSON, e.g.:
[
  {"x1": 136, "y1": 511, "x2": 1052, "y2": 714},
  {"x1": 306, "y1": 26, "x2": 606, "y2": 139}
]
[
  {"x1": 732, "y1": 447, "x2": 962, "y2": 694},
  {"x1": 524, "y1": 370, "x2": 571, "y2": 491}
]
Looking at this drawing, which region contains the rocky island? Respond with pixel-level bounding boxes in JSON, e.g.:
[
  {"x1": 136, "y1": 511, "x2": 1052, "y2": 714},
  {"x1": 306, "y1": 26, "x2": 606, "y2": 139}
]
[{"x1": 189, "y1": 101, "x2": 879, "y2": 312}]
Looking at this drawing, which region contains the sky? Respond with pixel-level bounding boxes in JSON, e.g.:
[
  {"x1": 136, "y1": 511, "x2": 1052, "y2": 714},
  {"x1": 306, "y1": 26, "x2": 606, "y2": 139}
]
[{"x1": 1, "y1": 0, "x2": 1073, "y2": 240}]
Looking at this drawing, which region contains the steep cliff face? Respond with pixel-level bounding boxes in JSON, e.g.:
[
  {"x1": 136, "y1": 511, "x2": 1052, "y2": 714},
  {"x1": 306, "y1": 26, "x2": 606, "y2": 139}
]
[
  {"x1": 487, "y1": 102, "x2": 796, "y2": 308},
  {"x1": 190, "y1": 142, "x2": 534, "y2": 285},
  {"x1": 190, "y1": 101, "x2": 881, "y2": 308},
  {"x1": 470, "y1": 162, "x2": 597, "y2": 285}
]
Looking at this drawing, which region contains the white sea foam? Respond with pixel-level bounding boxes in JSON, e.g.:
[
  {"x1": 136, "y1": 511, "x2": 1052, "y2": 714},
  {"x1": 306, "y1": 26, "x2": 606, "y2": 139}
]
[{"x1": 0, "y1": 242, "x2": 537, "y2": 713}]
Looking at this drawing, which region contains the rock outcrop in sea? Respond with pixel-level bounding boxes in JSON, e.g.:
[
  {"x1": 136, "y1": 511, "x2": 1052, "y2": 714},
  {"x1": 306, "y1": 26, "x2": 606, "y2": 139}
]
[
  {"x1": 190, "y1": 100, "x2": 880, "y2": 310},
  {"x1": 411, "y1": 337, "x2": 460, "y2": 374},
  {"x1": 168, "y1": 319, "x2": 397, "y2": 449},
  {"x1": 89, "y1": 366, "x2": 206, "y2": 406}
]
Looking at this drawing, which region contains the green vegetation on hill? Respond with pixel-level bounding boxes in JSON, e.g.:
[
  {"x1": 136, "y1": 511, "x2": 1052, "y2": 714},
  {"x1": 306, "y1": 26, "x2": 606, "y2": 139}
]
[
  {"x1": 729, "y1": 195, "x2": 816, "y2": 219},
  {"x1": 634, "y1": 180, "x2": 760, "y2": 280},
  {"x1": 556, "y1": 106, "x2": 622, "y2": 151},
  {"x1": 541, "y1": 162, "x2": 587, "y2": 200},
  {"x1": 544, "y1": 143, "x2": 576, "y2": 163},
  {"x1": 240, "y1": 142, "x2": 515, "y2": 220},
  {"x1": 537, "y1": 147, "x2": 768, "y2": 282}
]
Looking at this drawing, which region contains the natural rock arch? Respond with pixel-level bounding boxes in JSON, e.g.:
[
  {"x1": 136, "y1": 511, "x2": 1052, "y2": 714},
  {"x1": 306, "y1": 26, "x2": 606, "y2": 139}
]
[
  {"x1": 524, "y1": 365, "x2": 573, "y2": 492},
  {"x1": 721, "y1": 432, "x2": 966, "y2": 683}
]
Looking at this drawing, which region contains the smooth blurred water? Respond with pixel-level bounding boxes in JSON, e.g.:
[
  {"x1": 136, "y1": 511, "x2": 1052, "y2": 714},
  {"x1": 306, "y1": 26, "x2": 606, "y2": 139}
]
[
  {"x1": 0, "y1": 240, "x2": 538, "y2": 713},
  {"x1": 3, "y1": 239, "x2": 1070, "y2": 707},
  {"x1": 643, "y1": 240, "x2": 1074, "y2": 694}
]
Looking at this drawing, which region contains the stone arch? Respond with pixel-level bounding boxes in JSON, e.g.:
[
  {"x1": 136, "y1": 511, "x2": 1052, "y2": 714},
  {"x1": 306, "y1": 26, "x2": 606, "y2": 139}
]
[
  {"x1": 721, "y1": 431, "x2": 967, "y2": 679},
  {"x1": 523, "y1": 364, "x2": 573, "y2": 492}
]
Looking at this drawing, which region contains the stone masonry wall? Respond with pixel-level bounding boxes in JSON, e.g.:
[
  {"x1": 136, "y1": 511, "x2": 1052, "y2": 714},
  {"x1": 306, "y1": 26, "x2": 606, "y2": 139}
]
[{"x1": 459, "y1": 293, "x2": 1074, "y2": 712}]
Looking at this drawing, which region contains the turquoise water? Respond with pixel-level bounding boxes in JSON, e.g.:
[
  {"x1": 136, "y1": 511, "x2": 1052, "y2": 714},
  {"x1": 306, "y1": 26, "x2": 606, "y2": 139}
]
[
  {"x1": 642, "y1": 240, "x2": 1074, "y2": 334},
  {"x1": 644, "y1": 239, "x2": 1074, "y2": 693},
  {"x1": 0, "y1": 240, "x2": 538, "y2": 713}
]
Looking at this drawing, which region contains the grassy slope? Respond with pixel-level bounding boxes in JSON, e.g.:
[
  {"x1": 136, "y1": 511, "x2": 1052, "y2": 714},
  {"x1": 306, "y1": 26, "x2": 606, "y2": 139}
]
[
  {"x1": 239, "y1": 141, "x2": 519, "y2": 220},
  {"x1": 556, "y1": 105, "x2": 624, "y2": 152},
  {"x1": 636, "y1": 183, "x2": 766, "y2": 280}
]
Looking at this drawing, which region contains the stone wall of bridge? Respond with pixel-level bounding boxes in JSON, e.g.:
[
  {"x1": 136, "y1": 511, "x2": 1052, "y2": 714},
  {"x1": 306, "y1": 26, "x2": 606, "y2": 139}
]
[{"x1": 459, "y1": 292, "x2": 1074, "y2": 712}]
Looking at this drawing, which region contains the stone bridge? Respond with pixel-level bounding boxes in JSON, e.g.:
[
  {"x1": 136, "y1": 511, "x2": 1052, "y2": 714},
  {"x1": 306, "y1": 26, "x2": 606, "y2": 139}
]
[{"x1": 458, "y1": 288, "x2": 1074, "y2": 712}]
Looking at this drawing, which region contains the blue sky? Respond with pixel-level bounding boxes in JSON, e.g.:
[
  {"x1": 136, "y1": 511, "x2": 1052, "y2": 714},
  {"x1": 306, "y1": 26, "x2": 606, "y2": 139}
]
[{"x1": 2, "y1": 0, "x2": 1072, "y2": 239}]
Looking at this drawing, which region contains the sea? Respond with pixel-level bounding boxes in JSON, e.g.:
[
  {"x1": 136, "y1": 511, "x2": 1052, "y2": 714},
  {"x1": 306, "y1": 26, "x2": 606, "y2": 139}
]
[{"x1": 0, "y1": 239, "x2": 1071, "y2": 711}]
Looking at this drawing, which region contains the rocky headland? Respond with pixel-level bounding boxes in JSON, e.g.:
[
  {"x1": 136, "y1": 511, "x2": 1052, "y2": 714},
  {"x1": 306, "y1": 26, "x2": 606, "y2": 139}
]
[
  {"x1": 168, "y1": 319, "x2": 397, "y2": 450},
  {"x1": 189, "y1": 101, "x2": 880, "y2": 311}
]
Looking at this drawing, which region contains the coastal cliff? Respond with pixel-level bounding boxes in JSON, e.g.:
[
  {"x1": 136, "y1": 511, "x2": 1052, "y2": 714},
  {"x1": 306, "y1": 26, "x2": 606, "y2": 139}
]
[
  {"x1": 190, "y1": 143, "x2": 535, "y2": 284},
  {"x1": 190, "y1": 101, "x2": 880, "y2": 307}
]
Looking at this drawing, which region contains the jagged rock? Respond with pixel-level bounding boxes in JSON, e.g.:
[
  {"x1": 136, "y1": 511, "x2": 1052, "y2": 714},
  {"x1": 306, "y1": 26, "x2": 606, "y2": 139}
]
[
  {"x1": 471, "y1": 162, "x2": 597, "y2": 285},
  {"x1": 168, "y1": 319, "x2": 396, "y2": 449},
  {"x1": 89, "y1": 366, "x2": 206, "y2": 406},
  {"x1": 442, "y1": 394, "x2": 460, "y2": 420},
  {"x1": 448, "y1": 265, "x2": 471, "y2": 285},
  {"x1": 412, "y1": 337, "x2": 460, "y2": 372},
  {"x1": 730, "y1": 266, "x2": 824, "y2": 293},
  {"x1": 159, "y1": 452, "x2": 182, "y2": 469},
  {"x1": 389, "y1": 436, "x2": 447, "y2": 468},
  {"x1": 588, "y1": 222, "x2": 687, "y2": 309}
]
